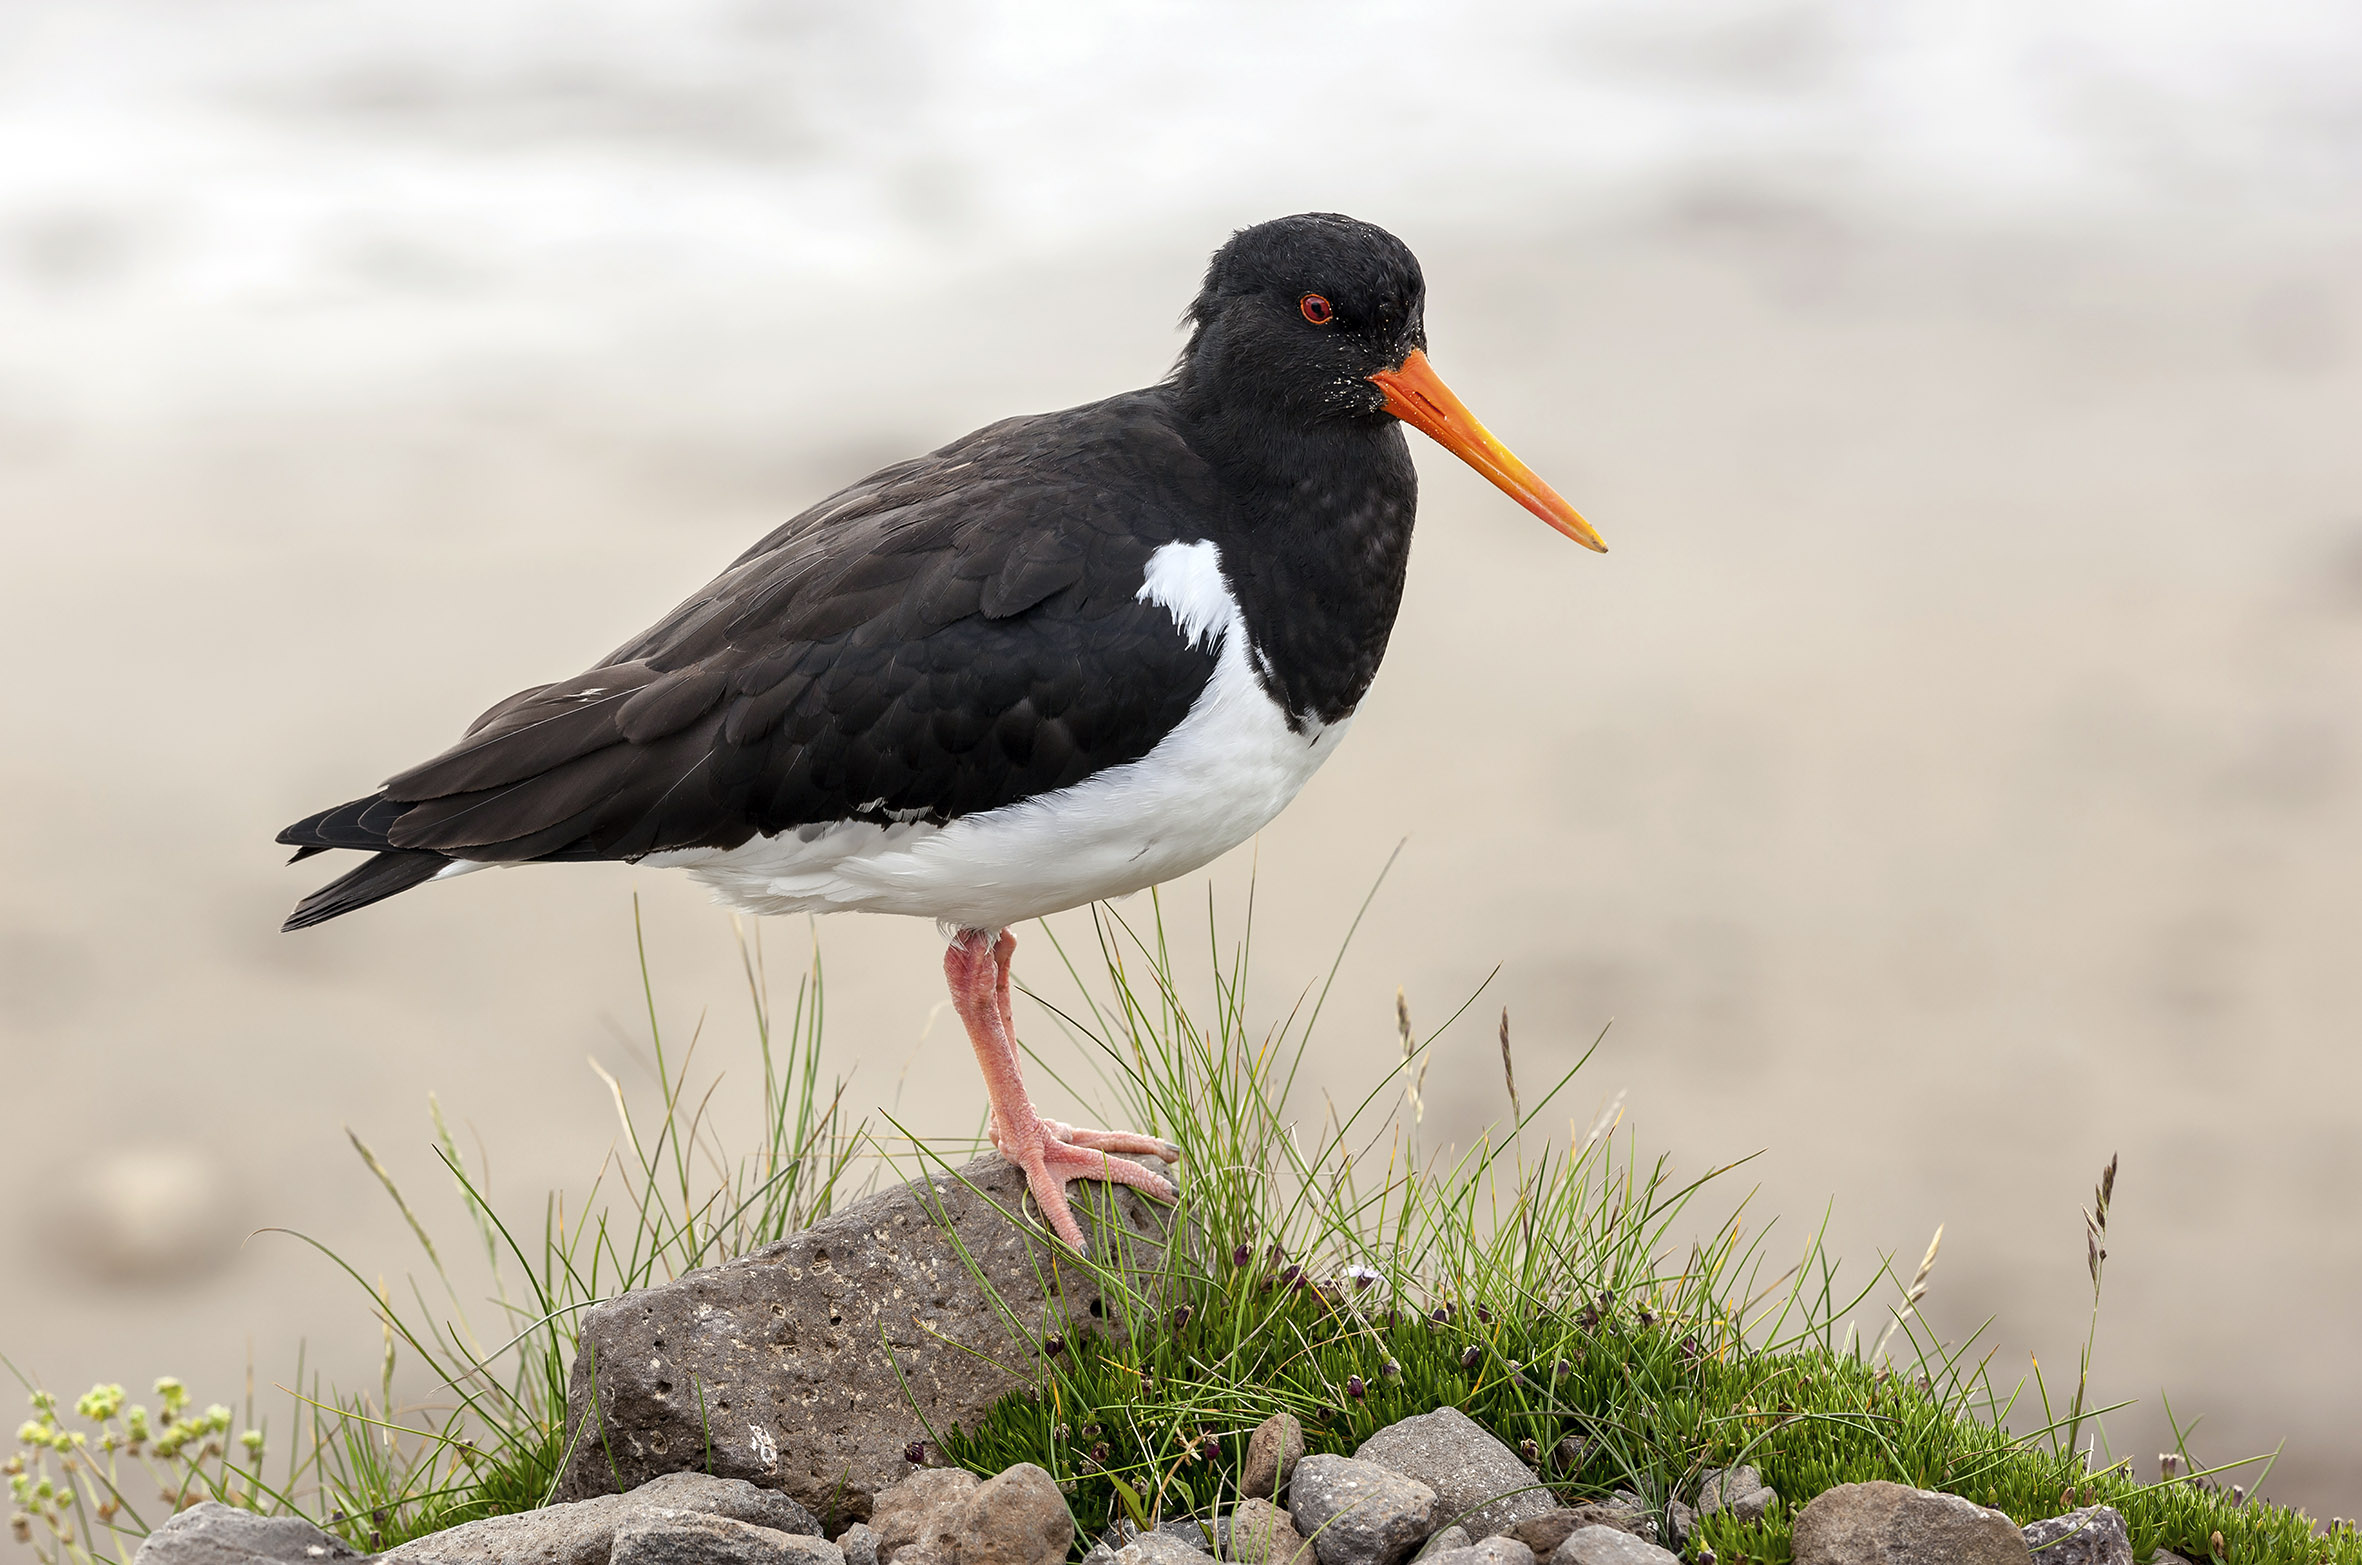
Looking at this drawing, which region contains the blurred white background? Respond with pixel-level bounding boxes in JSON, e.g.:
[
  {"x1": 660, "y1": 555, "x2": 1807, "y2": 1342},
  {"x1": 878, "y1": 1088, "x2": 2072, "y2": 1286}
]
[{"x1": 3, "y1": 0, "x2": 2359, "y2": 1531}]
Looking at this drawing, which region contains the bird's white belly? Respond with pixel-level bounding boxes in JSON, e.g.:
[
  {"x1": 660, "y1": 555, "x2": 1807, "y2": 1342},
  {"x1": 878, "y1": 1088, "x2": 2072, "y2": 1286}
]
[{"x1": 646, "y1": 540, "x2": 1348, "y2": 932}]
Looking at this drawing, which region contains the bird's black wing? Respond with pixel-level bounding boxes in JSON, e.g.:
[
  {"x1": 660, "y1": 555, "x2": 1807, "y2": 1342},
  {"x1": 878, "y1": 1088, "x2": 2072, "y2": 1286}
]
[{"x1": 279, "y1": 390, "x2": 1226, "y2": 899}]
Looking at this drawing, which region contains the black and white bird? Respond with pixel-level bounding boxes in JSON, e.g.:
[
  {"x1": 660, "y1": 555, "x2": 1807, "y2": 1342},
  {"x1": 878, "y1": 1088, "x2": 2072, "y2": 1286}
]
[{"x1": 280, "y1": 213, "x2": 1604, "y2": 1251}]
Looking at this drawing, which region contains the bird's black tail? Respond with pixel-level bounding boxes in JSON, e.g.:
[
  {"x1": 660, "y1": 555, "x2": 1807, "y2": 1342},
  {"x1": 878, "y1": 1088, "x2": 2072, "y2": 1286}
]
[
  {"x1": 280, "y1": 791, "x2": 450, "y2": 930},
  {"x1": 283, "y1": 849, "x2": 449, "y2": 931}
]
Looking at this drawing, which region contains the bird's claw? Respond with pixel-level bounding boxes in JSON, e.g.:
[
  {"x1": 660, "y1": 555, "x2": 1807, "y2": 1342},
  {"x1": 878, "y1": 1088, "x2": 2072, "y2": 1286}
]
[
  {"x1": 1041, "y1": 1119, "x2": 1181, "y2": 1163},
  {"x1": 1003, "y1": 1124, "x2": 1181, "y2": 1254}
]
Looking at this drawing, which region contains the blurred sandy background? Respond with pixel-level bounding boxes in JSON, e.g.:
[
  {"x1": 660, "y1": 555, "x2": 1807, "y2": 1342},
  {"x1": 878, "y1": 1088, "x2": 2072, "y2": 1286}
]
[{"x1": 4, "y1": 0, "x2": 2360, "y2": 1531}]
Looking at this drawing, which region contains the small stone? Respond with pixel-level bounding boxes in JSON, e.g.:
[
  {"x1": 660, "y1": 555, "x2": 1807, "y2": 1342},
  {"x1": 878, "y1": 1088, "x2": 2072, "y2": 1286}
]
[
  {"x1": 1694, "y1": 1467, "x2": 1776, "y2": 1526},
  {"x1": 1117, "y1": 1534, "x2": 1219, "y2": 1565},
  {"x1": 610, "y1": 1509, "x2": 839, "y2": 1565},
  {"x1": 1508, "y1": 1506, "x2": 1651, "y2": 1555},
  {"x1": 871, "y1": 1469, "x2": 981, "y2": 1565},
  {"x1": 1422, "y1": 1537, "x2": 1535, "y2": 1565},
  {"x1": 378, "y1": 1471, "x2": 823, "y2": 1564},
  {"x1": 131, "y1": 1501, "x2": 365, "y2": 1565},
  {"x1": 1288, "y1": 1454, "x2": 1441, "y2": 1565},
  {"x1": 1244, "y1": 1413, "x2": 1308, "y2": 1500},
  {"x1": 1356, "y1": 1409, "x2": 1552, "y2": 1540},
  {"x1": 1790, "y1": 1482, "x2": 2030, "y2": 1565},
  {"x1": 838, "y1": 1522, "x2": 883, "y2": 1565},
  {"x1": 1420, "y1": 1528, "x2": 1473, "y2": 1559},
  {"x1": 1547, "y1": 1527, "x2": 1677, "y2": 1565},
  {"x1": 1224, "y1": 1499, "x2": 1313, "y2": 1565},
  {"x1": 955, "y1": 1464, "x2": 1073, "y2": 1565},
  {"x1": 1605, "y1": 1498, "x2": 1659, "y2": 1545},
  {"x1": 1158, "y1": 1517, "x2": 1224, "y2": 1554},
  {"x1": 2019, "y1": 1507, "x2": 2133, "y2": 1565}
]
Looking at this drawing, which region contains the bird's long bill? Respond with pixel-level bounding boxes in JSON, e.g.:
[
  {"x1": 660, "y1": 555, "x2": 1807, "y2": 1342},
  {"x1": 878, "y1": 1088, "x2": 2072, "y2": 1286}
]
[{"x1": 1368, "y1": 349, "x2": 1606, "y2": 552}]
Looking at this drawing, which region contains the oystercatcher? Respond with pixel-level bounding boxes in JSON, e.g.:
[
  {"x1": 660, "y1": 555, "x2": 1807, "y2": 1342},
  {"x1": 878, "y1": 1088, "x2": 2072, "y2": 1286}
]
[{"x1": 280, "y1": 213, "x2": 1604, "y2": 1251}]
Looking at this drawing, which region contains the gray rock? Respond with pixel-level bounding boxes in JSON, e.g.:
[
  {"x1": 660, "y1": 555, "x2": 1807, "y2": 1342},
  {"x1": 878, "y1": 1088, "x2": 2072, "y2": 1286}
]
[
  {"x1": 954, "y1": 1464, "x2": 1072, "y2": 1565},
  {"x1": 1244, "y1": 1414, "x2": 1308, "y2": 1501},
  {"x1": 1288, "y1": 1454, "x2": 1440, "y2": 1565},
  {"x1": 870, "y1": 1470, "x2": 981, "y2": 1565},
  {"x1": 1694, "y1": 1466, "x2": 1776, "y2": 1525},
  {"x1": 379, "y1": 1471, "x2": 822, "y2": 1565},
  {"x1": 1661, "y1": 1501, "x2": 1693, "y2": 1554},
  {"x1": 838, "y1": 1522, "x2": 882, "y2": 1565},
  {"x1": 1355, "y1": 1409, "x2": 1551, "y2": 1541},
  {"x1": 131, "y1": 1502, "x2": 366, "y2": 1565},
  {"x1": 1506, "y1": 1506, "x2": 1651, "y2": 1556},
  {"x1": 1790, "y1": 1482, "x2": 2030, "y2": 1565},
  {"x1": 559, "y1": 1153, "x2": 1176, "y2": 1524},
  {"x1": 1157, "y1": 1518, "x2": 1224, "y2": 1554},
  {"x1": 1418, "y1": 1528, "x2": 1472, "y2": 1559},
  {"x1": 610, "y1": 1509, "x2": 839, "y2": 1565},
  {"x1": 1091, "y1": 1520, "x2": 1145, "y2": 1559},
  {"x1": 1117, "y1": 1534, "x2": 1219, "y2": 1565},
  {"x1": 1547, "y1": 1528, "x2": 1676, "y2": 1565},
  {"x1": 1420, "y1": 1536, "x2": 1535, "y2": 1565},
  {"x1": 1223, "y1": 1499, "x2": 1313, "y2": 1565},
  {"x1": 2020, "y1": 1506, "x2": 2133, "y2": 1565}
]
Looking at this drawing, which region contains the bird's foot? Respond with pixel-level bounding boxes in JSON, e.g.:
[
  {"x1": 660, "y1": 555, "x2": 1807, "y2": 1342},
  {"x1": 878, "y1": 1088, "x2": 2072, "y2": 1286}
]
[
  {"x1": 998, "y1": 1121, "x2": 1180, "y2": 1254},
  {"x1": 1040, "y1": 1119, "x2": 1182, "y2": 1163}
]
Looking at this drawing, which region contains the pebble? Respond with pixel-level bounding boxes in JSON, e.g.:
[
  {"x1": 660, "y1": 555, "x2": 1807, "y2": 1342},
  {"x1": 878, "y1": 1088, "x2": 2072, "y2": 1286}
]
[
  {"x1": 871, "y1": 1469, "x2": 982, "y2": 1565},
  {"x1": 1288, "y1": 1454, "x2": 1442, "y2": 1565},
  {"x1": 610, "y1": 1510, "x2": 837, "y2": 1565},
  {"x1": 1244, "y1": 1412, "x2": 1308, "y2": 1500},
  {"x1": 1789, "y1": 1481, "x2": 2030, "y2": 1565},
  {"x1": 1117, "y1": 1533, "x2": 1220, "y2": 1565},
  {"x1": 1694, "y1": 1466, "x2": 1776, "y2": 1525},
  {"x1": 838, "y1": 1522, "x2": 882, "y2": 1565},
  {"x1": 954, "y1": 1463, "x2": 1073, "y2": 1565},
  {"x1": 2018, "y1": 1506, "x2": 2132, "y2": 1565},
  {"x1": 1420, "y1": 1537, "x2": 1535, "y2": 1565},
  {"x1": 1355, "y1": 1408, "x2": 1552, "y2": 1540},
  {"x1": 1225, "y1": 1498, "x2": 1314, "y2": 1565},
  {"x1": 1548, "y1": 1528, "x2": 1677, "y2": 1565}
]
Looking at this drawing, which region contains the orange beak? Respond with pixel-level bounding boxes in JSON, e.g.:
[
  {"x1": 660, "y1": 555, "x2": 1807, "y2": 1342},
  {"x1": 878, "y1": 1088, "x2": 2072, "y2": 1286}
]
[{"x1": 1368, "y1": 349, "x2": 1606, "y2": 552}]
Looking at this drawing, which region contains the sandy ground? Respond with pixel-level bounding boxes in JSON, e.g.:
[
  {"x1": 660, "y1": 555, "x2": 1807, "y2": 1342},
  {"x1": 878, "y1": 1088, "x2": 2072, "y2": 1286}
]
[{"x1": 4, "y1": 212, "x2": 2359, "y2": 1521}]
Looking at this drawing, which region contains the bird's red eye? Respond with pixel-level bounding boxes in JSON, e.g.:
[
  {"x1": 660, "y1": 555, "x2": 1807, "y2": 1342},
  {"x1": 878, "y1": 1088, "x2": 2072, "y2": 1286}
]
[{"x1": 1299, "y1": 293, "x2": 1334, "y2": 325}]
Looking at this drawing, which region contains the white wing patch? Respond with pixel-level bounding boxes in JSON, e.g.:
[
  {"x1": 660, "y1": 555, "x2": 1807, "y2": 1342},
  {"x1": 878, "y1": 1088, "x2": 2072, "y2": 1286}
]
[{"x1": 1136, "y1": 539, "x2": 1235, "y2": 651}]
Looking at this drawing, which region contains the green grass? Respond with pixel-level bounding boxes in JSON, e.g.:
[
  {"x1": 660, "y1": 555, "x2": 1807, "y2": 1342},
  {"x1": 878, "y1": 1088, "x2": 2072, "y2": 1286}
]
[
  {"x1": 912, "y1": 887, "x2": 2352, "y2": 1565},
  {"x1": 8, "y1": 880, "x2": 2354, "y2": 1565}
]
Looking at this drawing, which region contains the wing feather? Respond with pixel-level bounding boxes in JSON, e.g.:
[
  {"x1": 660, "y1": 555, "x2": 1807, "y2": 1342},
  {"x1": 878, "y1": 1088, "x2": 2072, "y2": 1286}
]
[{"x1": 282, "y1": 389, "x2": 1228, "y2": 872}]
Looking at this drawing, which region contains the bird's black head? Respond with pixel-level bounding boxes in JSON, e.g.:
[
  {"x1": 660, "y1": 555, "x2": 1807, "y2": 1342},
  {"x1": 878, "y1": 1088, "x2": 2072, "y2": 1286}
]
[
  {"x1": 1176, "y1": 213, "x2": 1427, "y2": 425},
  {"x1": 1171, "y1": 213, "x2": 1606, "y2": 551}
]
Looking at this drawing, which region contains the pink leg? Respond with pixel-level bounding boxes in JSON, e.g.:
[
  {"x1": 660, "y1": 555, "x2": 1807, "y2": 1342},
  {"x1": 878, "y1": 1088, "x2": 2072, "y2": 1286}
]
[{"x1": 945, "y1": 927, "x2": 1179, "y2": 1253}]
